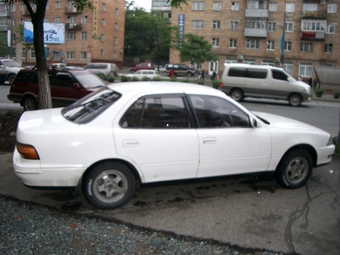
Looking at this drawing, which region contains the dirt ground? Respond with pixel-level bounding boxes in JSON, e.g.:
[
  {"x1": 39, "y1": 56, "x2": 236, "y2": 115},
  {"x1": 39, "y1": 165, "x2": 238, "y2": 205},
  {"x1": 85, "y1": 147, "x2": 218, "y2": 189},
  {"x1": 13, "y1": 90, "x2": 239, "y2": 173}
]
[{"x1": 0, "y1": 110, "x2": 23, "y2": 152}]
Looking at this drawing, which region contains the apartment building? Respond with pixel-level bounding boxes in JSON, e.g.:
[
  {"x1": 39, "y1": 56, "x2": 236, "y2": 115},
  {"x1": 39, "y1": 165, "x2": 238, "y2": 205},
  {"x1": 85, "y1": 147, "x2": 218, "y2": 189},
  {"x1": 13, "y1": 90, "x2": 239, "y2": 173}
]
[
  {"x1": 4, "y1": 0, "x2": 125, "y2": 68},
  {"x1": 167, "y1": 0, "x2": 340, "y2": 79}
]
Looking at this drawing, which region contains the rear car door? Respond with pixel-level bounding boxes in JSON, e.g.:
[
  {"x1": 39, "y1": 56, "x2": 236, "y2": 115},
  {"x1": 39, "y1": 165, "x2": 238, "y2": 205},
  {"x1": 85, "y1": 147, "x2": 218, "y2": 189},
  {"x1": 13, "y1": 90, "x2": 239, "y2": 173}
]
[{"x1": 114, "y1": 94, "x2": 199, "y2": 183}]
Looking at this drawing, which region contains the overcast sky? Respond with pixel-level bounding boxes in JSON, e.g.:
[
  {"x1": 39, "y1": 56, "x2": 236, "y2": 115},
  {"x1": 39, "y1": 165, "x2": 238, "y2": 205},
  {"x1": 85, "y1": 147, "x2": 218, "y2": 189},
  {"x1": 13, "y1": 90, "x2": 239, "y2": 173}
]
[{"x1": 133, "y1": 0, "x2": 152, "y2": 11}]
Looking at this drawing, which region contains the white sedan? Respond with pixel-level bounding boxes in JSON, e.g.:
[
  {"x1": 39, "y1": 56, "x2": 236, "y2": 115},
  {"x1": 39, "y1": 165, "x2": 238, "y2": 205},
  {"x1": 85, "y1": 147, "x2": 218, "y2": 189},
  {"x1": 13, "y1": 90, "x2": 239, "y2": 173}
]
[
  {"x1": 13, "y1": 82, "x2": 335, "y2": 209},
  {"x1": 125, "y1": 69, "x2": 160, "y2": 80}
]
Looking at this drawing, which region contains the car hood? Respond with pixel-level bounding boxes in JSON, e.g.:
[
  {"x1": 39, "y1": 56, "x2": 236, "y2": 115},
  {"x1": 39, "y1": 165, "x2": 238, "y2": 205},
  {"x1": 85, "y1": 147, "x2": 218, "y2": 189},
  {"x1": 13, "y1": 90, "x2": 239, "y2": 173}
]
[
  {"x1": 253, "y1": 111, "x2": 327, "y2": 134},
  {"x1": 17, "y1": 108, "x2": 75, "y2": 133},
  {"x1": 6, "y1": 66, "x2": 23, "y2": 71}
]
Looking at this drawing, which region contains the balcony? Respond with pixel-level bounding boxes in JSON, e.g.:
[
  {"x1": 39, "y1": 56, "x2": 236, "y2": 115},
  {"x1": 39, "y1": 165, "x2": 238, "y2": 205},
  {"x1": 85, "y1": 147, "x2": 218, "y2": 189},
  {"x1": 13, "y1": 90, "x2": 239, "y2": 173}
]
[
  {"x1": 245, "y1": 9, "x2": 268, "y2": 18},
  {"x1": 64, "y1": 7, "x2": 82, "y2": 14},
  {"x1": 300, "y1": 31, "x2": 325, "y2": 40},
  {"x1": 65, "y1": 23, "x2": 82, "y2": 30},
  {"x1": 0, "y1": 10, "x2": 10, "y2": 17},
  {"x1": 302, "y1": 10, "x2": 327, "y2": 19},
  {"x1": 244, "y1": 28, "x2": 267, "y2": 38},
  {"x1": 0, "y1": 25, "x2": 8, "y2": 31}
]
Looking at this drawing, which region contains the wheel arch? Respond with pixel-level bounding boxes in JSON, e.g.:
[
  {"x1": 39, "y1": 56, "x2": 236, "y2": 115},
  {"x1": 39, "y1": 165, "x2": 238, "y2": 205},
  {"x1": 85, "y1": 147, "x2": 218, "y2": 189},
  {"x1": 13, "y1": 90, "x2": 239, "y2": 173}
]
[{"x1": 21, "y1": 93, "x2": 38, "y2": 106}]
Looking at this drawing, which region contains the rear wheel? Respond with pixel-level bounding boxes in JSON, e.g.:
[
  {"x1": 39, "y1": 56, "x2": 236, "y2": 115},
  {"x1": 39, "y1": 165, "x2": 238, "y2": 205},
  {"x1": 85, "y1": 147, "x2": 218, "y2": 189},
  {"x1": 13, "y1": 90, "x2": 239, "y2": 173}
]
[
  {"x1": 82, "y1": 162, "x2": 136, "y2": 209},
  {"x1": 289, "y1": 94, "x2": 302, "y2": 106},
  {"x1": 23, "y1": 96, "x2": 38, "y2": 111},
  {"x1": 187, "y1": 72, "x2": 193, "y2": 77},
  {"x1": 275, "y1": 150, "x2": 313, "y2": 189},
  {"x1": 230, "y1": 89, "x2": 243, "y2": 102}
]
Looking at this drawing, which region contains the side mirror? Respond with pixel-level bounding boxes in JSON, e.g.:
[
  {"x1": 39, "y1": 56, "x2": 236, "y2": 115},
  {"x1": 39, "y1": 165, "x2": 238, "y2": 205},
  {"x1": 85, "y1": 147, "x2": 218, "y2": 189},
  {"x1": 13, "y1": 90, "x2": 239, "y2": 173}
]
[{"x1": 73, "y1": 83, "x2": 81, "y2": 89}]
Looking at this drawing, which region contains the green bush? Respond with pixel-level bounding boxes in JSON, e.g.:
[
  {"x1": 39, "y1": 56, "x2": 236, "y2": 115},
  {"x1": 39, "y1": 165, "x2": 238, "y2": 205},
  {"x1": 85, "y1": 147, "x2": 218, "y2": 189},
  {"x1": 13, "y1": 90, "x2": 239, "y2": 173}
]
[
  {"x1": 334, "y1": 91, "x2": 340, "y2": 99},
  {"x1": 106, "y1": 75, "x2": 115, "y2": 83},
  {"x1": 141, "y1": 76, "x2": 150, "y2": 81},
  {"x1": 152, "y1": 76, "x2": 162, "y2": 81},
  {"x1": 120, "y1": 75, "x2": 129, "y2": 82},
  {"x1": 181, "y1": 79, "x2": 190, "y2": 83},
  {"x1": 132, "y1": 76, "x2": 139, "y2": 82},
  {"x1": 197, "y1": 79, "x2": 204, "y2": 85},
  {"x1": 315, "y1": 88, "x2": 324, "y2": 97},
  {"x1": 212, "y1": 79, "x2": 222, "y2": 89},
  {"x1": 97, "y1": 73, "x2": 106, "y2": 80}
]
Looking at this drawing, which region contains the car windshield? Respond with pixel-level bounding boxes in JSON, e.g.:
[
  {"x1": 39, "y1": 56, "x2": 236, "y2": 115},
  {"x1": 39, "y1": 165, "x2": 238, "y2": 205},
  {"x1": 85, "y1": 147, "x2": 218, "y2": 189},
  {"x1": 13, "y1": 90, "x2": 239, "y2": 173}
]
[
  {"x1": 72, "y1": 71, "x2": 105, "y2": 88},
  {"x1": 62, "y1": 87, "x2": 121, "y2": 124},
  {"x1": 3, "y1": 60, "x2": 20, "y2": 67}
]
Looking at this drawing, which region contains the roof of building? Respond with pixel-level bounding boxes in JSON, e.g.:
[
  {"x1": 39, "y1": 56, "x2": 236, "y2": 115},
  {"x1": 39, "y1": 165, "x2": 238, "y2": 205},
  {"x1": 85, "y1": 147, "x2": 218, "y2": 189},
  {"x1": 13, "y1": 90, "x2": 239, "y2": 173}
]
[{"x1": 314, "y1": 67, "x2": 340, "y2": 85}]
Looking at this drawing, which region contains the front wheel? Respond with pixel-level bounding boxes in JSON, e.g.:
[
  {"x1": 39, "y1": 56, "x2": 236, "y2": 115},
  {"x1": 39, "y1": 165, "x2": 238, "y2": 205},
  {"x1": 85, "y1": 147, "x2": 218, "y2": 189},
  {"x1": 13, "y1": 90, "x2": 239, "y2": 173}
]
[
  {"x1": 82, "y1": 162, "x2": 136, "y2": 209},
  {"x1": 289, "y1": 94, "x2": 302, "y2": 106},
  {"x1": 275, "y1": 150, "x2": 313, "y2": 189},
  {"x1": 230, "y1": 89, "x2": 243, "y2": 102}
]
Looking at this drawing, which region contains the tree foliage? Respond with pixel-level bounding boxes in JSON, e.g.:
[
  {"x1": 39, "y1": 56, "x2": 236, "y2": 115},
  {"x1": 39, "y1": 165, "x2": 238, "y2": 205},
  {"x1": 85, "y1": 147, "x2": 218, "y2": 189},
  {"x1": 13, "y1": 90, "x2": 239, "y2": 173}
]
[
  {"x1": 0, "y1": 33, "x2": 10, "y2": 57},
  {"x1": 178, "y1": 33, "x2": 218, "y2": 65}
]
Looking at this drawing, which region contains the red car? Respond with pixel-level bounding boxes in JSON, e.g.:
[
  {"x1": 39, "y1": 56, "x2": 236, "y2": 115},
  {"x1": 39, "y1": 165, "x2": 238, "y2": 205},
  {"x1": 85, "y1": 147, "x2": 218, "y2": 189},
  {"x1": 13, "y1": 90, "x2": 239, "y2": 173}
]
[
  {"x1": 129, "y1": 62, "x2": 154, "y2": 72},
  {"x1": 7, "y1": 68, "x2": 105, "y2": 111}
]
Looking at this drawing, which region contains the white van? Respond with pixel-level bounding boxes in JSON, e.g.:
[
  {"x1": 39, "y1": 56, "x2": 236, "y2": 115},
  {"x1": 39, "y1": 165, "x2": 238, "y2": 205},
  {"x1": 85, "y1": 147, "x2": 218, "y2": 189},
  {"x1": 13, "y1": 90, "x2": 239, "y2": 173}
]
[{"x1": 221, "y1": 64, "x2": 312, "y2": 106}]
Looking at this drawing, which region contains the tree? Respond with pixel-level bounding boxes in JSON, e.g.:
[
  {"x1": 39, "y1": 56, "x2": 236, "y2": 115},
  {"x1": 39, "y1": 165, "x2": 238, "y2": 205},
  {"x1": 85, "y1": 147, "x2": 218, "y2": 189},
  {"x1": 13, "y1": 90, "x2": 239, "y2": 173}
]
[
  {"x1": 178, "y1": 33, "x2": 218, "y2": 66},
  {"x1": 0, "y1": 33, "x2": 10, "y2": 57}
]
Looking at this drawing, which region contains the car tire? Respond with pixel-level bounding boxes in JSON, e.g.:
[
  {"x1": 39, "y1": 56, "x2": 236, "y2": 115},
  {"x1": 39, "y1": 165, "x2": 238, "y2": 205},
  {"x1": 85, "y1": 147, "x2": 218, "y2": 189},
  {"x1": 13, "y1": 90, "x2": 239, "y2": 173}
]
[
  {"x1": 23, "y1": 96, "x2": 38, "y2": 111},
  {"x1": 289, "y1": 94, "x2": 302, "y2": 107},
  {"x1": 187, "y1": 72, "x2": 193, "y2": 77},
  {"x1": 230, "y1": 89, "x2": 243, "y2": 101},
  {"x1": 82, "y1": 162, "x2": 136, "y2": 209},
  {"x1": 275, "y1": 150, "x2": 313, "y2": 189},
  {"x1": 8, "y1": 74, "x2": 16, "y2": 84}
]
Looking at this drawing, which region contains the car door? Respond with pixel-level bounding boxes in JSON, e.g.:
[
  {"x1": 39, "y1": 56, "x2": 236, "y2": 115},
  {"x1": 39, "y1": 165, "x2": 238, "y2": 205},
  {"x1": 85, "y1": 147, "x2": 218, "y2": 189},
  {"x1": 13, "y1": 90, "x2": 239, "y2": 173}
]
[
  {"x1": 114, "y1": 94, "x2": 199, "y2": 183},
  {"x1": 188, "y1": 94, "x2": 272, "y2": 178}
]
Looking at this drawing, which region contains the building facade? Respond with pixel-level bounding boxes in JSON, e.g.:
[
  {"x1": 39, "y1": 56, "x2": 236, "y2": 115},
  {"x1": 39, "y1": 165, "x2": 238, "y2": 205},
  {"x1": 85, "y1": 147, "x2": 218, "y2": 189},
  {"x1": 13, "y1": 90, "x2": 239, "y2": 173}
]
[
  {"x1": 5, "y1": 0, "x2": 125, "y2": 68},
  {"x1": 167, "y1": 0, "x2": 340, "y2": 80}
]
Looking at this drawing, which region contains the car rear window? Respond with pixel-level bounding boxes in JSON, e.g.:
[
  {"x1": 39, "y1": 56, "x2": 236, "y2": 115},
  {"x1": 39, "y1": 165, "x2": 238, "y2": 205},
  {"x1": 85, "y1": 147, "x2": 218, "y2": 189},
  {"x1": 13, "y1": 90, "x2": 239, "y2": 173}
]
[
  {"x1": 62, "y1": 87, "x2": 121, "y2": 124},
  {"x1": 13, "y1": 71, "x2": 34, "y2": 82},
  {"x1": 228, "y1": 67, "x2": 267, "y2": 79}
]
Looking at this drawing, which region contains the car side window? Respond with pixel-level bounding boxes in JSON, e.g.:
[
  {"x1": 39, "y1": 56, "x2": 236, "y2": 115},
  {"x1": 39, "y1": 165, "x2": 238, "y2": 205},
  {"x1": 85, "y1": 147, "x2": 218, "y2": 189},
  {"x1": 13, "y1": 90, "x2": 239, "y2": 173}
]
[
  {"x1": 56, "y1": 73, "x2": 76, "y2": 87},
  {"x1": 272, "y1": 70, "x2": 288, "y2": 81},
  {"x1": 13, "y1": 71, "x2": 34, "y2": 82},
  {"x1": 189, "y1": 95, "x2": 250, "y2": 128},
  {"x1": 120, "y1": 96, "x2": 190, "y2": 129}
]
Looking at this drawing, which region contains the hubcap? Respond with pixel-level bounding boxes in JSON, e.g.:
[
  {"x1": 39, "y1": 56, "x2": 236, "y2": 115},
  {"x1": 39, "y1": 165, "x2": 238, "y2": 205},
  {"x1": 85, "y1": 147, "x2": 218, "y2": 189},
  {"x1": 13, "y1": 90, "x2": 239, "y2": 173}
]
[{"x1": 286, "y1": 157, "x2": 308, "y2": 184}]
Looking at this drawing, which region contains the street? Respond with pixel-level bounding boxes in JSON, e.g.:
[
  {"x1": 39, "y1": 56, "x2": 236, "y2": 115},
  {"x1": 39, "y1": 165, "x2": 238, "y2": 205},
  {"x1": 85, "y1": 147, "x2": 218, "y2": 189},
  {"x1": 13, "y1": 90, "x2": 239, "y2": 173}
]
[{"x1": 0, "y1": 82, "x2": 339, "y2": 255}]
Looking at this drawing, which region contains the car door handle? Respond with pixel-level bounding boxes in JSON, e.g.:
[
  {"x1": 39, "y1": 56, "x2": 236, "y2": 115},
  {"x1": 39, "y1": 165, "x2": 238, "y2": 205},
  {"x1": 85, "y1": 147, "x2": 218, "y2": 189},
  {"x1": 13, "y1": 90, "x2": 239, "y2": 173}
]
[
  {"x1": 123, "y1": 140, "x2": 139, "y2": 147},
  {"x1": 203, "y1": 138, "x2": 216, "y2": 144}
]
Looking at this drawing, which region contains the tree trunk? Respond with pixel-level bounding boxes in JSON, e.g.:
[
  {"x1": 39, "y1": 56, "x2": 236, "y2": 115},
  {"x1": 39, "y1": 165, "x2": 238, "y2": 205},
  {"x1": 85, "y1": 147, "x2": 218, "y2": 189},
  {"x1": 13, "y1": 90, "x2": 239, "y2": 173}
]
[{"x1": 30, "y1": 0, "x2": 52, "y2": 109}]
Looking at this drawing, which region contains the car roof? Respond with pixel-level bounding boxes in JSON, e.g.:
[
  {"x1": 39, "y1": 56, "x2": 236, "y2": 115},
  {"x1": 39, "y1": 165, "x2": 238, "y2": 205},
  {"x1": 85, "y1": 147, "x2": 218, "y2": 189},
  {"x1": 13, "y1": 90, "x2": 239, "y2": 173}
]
[
  {"x1": 107, "y1": 82, "x2": 225, "y2": 97},
  {"x1": 223, "y1": 63, "x2": 282, "y2": 71}
]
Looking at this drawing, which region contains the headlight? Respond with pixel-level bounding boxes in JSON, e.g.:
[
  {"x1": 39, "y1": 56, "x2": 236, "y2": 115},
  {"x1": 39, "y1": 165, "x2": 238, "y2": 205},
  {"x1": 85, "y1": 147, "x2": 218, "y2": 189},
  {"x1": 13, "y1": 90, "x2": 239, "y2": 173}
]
[{"x1": 327, "y1": 136, "x2": 333, "y2": 146}]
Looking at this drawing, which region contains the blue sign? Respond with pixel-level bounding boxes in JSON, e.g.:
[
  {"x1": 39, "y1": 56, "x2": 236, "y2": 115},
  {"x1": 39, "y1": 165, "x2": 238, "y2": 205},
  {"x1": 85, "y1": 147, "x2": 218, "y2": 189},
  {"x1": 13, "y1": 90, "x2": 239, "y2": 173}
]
[
  {"x1": 24, "y1": 22, "x2": 65, "y2": 44},
  {"x1": 178, "y1": 14, "x2": 185, "y2": 47}
]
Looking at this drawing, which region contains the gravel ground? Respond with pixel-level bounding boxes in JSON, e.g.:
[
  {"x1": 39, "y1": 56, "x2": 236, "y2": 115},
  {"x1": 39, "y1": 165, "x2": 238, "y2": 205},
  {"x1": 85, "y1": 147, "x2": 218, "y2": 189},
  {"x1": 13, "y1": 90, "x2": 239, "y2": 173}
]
[{"x1": 0, "y1": 196, "x2": 286, "y2": 255}]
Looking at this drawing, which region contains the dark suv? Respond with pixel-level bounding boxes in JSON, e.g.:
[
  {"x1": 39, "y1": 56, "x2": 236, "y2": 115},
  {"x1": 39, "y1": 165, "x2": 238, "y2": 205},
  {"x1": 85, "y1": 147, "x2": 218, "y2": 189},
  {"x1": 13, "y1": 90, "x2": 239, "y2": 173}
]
[
  {"x1": 165, "y1": 64, "x2": 198, "y2": 77},
  {"x1": 7, "y1": 68, "x2": 105, "y2": 111}
]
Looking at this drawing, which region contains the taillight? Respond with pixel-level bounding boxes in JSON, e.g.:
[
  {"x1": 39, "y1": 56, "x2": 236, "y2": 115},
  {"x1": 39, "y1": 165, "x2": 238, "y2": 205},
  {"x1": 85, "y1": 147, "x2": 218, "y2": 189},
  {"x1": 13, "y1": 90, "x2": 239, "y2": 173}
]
[{"x1": 16, "y1": 143, "x2": 40, "y2": 160}]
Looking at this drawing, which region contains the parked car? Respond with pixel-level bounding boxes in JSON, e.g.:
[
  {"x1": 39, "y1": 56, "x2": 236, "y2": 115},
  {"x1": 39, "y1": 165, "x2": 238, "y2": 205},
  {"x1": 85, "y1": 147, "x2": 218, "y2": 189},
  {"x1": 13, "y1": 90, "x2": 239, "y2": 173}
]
[
  {"x1": 221, "y1": 64, "x2": 312, "y2": 106},
  {"x1": 125, "y1": 70, "x2": 160, "y2": 80},
  {"x1": 12, "y1": 82, "x2": 335, "y2": 209},
  {"x1": 130, "y1": 62, "x2": 153, "y2": 72},
  {"x1": 0, "y1": 59, "x2": 23, "y2": 84},
  {"x1": 165, "y1": 64, "x2": 198, "y2": 77},
  {"x1": 154, "y1": 65, "x2": 166, "y2": 72},
  {"x1": 7, "y1": 68, "x2": 105, "y2": 111},
  {"x1": 84, "y1": 63, "x2": 118, "y2": 79}
]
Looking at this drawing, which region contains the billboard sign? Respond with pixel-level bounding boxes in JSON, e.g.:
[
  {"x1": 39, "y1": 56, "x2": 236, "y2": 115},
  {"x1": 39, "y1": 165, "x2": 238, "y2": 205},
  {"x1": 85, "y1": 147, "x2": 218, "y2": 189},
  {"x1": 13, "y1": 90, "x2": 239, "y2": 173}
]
[{"x1": 24, "y1": 22, "x2": 65, "y2": 44}]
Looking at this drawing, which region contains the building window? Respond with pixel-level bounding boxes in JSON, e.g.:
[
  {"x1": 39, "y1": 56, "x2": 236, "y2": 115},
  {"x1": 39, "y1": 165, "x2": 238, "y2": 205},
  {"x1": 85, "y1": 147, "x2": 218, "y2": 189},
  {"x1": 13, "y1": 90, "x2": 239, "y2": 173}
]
[
  {"x1": 300, "y1": 42, "x2": 313, "y2": 52},
  {"x1": 212, "y1": 38, "x2": 220, "y2": 47},
  {"x1": 55, "y1": 17, "x2": 61, "y2": 23},
  {"x1": 80, "y1": 52, "x2": 87, "y2": 60},
  {"x1": 46, "y1": 2, "x2": 49, "y2": 10},
  {"x1": 55, "y1": 1, "x2": 61, "y2": 9},
  {"x1": 115, "y1": 8, "x2": 119, "y2": 15},
  {"x1": 114, "y1": 22, "x2": 118, "y2": 30},
  {"x1": 324, "y1": 44, "x2": 333, "y2": 53},
  {"x1": 100, "y1": 34, "x2": 105, "y2": 42},
  {"x1": 262, "y1": 61, "x2": 274, "y2": 66},
  {"x1": 327, "y1": 23, "x2": 336, "y2": 34},
  {"x1": 284, "y1": 41, "x2": 292, "y2": 51},
  {"x1": 213, "y1": 2, "x2": 221, "y2": 11},
  {"x1": 266, "y1": 40, "x2": 275, "y2": 50},
  {"x1": 81, "y1": 32, "x2": 87, "y2": 40},
  {"x1": 30, "y1": 50, "x2": 35, "y2": 59},
  {"x1": 327, "y1": 4, "x2": 337, "y2": 13},
  {"x1": 283, "y1": 63, "x2": 293, "y2": 75},
  {"x1": 192, "y1": 2, "x2": 205, "y2": 10},
  {"x1": 231, "y1": 2, "x2": 239, "y2": 11},
  {"x1": 286, "y1": 3, "x2": 295, "y2": 12},
  {"x1": 230, "y1": 21, "x2": 238, "y2": 30},
  {"x1": 229, "y1": 39, "x2": 237, "y2": 48},
  {"x1": 212, "y1": 20, "x2": 220, "y2": 29},
  {"x1": 81, "y1": 16, "x2": 88, "y2": 24},
  {"x1": 21, "y1": 50, "x2": 26, "y2": 59},
  {"x1": 66, "y1": 51, "x2": 75, "y2": 60},
  {"x1": 285, "y1": 22, "x2": 294, "y2": 32},
  {"x1": 303, "y1": 3, "x2": 317, "y2": 11},
  {"x1": 268, "y1": 22, "x2": 276, "y2": 31},
  {"x1": 11, "y1": 4, "x2": 15, "y2": 11},
  {"x1": 302, "y1": 20, "x2": 326, "y2": 31},
  {"x1": 299, "y1": 64, "x2": 312, "y2": 77},
  {"x1": 246, "y1": 39, "x2": 260, "y2": 49},
  {"x1": 114, "y1": 37, "x2": 118, "y2": 44},
  {"x1": 66, "y1": 32, "x2": 76, "y2": 40},
  {"x1": 246, "y1": 19, "x2": 266, "y2": 29},
  {"x1": 192, "y1": 20, "x2": 204, "y2": 29},
  {"x1": 269, "y1": 3, "x2": 277, "y2": 12},
  {"x1": 113, "y1": 51, "x2": 117, "y2": 59},
  {"x1": 102, "y1": 3, "x2": 106, "y2": 11},
  {"x1": 19, "y1": 4, "x2": 24, "y2": 11},
  {"x1": 101, "y1": 18, "x2": 105, "y2": 26},
  {"x1": 44, "y1": 18, "x2": 49, "y2": 23},
  {"x1": 100, "y1": 50, "x2": 104, "y2": 58},
  {"x1": 20, "y1": 18, "x2": 24, "y2": 25}
]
